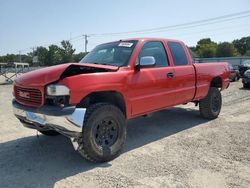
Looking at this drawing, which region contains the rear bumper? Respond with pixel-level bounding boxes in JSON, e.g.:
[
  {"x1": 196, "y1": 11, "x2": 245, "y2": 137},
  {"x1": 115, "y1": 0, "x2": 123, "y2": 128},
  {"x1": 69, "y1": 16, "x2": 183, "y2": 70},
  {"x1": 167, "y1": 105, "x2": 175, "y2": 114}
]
[{"x1": 12, "y1": 100, "x2": 86, "y2": 138}]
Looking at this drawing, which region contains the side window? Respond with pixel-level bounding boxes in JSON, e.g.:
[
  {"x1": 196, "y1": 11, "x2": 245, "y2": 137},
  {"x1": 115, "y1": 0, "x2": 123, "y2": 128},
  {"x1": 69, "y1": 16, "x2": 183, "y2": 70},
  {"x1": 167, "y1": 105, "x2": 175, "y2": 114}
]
[
  {"x1": 168, "y1": 42, "x2": 188, "y2": 66},
  {"x1": 139, "y1": 42, "x2": 168, "y2": 67}
]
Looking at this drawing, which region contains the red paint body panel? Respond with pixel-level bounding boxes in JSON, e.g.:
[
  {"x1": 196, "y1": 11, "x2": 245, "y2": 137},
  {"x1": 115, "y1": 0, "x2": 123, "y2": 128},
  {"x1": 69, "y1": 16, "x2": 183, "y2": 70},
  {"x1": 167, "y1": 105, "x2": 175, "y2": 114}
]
[
  {"x1": 193, "y1": 62, "x2": 230, "y2": 100},
  {"x1": 127, "y1": 66, "x2": 176, "y2": 116},
  {"x1": 14, "y1": 63, "x2": 118, "y2": 87},
  {"x1": 13, "y1": 38, "x2": 230, "y2": 119}
]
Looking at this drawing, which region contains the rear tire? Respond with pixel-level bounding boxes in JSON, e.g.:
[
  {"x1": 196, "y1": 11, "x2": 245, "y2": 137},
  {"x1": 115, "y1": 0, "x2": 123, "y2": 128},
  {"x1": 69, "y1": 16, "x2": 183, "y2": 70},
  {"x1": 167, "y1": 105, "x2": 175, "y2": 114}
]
[
  {"x1": 77, "y1": 103, "x2": 126, "y2": 163},
  {"x1": 39, "y1": 130, "x2": 60, "y2": 136},
  {"x1": 199, "y1": 87, "x2": 222, "y2": 120},
  {"x1": 243, "y1": 83, "x2": 248, "y2": 88}
]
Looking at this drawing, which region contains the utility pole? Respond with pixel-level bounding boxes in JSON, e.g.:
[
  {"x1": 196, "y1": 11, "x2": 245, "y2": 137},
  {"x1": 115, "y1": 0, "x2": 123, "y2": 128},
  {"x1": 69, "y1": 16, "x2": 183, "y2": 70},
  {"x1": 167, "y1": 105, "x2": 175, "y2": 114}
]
[
  {"x1": 18, "y1": 50, "x2": 21, "y2": 62},
  {"x1": 31, "y1": 47, "x2": 35, "y2": 66},
  {"x1": 83, "y1": 34, "x2": 89, "y2": 53}
]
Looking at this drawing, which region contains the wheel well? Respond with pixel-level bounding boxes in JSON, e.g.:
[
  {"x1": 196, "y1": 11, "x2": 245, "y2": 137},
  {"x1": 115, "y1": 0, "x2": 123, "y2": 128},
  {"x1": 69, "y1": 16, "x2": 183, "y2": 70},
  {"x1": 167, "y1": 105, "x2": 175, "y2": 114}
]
[
  {"x1": 210, "y1": 77, "x2": 222, "y2": 88},
  {"x1": 77, "y1": 91, "x2": 126, "y2": 117}
]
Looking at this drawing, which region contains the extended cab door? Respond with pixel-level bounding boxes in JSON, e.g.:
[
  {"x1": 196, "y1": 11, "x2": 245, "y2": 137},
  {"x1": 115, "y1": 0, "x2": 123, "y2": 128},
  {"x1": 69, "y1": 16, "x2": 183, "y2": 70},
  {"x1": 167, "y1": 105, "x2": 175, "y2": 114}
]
[
  {"x1": 166, "y1": 41, "x2": 196, "y2": 104},
  {"x1": 128, "y1": 41, "x2": 176, "y2": 116}
]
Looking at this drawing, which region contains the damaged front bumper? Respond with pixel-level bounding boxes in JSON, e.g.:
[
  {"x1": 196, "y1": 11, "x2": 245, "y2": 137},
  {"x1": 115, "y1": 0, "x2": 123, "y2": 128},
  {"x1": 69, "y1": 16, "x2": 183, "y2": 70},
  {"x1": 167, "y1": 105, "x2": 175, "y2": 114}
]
[{"x1": 12, "y1": 100, "x2": 86, "y2": 138}]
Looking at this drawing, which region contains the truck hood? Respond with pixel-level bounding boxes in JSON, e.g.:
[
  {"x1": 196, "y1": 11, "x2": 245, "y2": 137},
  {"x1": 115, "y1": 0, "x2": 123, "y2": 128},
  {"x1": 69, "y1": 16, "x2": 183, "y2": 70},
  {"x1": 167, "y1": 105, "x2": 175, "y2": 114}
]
[{"x1": 15, "y1": 63, "x2": 119, "y2": 87}]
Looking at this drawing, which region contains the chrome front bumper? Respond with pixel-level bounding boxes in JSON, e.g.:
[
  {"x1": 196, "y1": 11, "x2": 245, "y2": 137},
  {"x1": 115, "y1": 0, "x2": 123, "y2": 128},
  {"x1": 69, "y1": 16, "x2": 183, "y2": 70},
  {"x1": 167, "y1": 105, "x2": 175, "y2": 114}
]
[{"x1": 13, "y1": 100, "x2": 86, "y2": 138}]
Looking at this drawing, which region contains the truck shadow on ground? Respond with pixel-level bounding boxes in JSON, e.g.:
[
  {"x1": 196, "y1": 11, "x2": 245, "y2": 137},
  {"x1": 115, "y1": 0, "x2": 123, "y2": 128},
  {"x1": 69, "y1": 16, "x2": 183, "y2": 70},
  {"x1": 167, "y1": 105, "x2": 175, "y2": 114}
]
[
  {"x1": 239, "y1": 87, "x2": 250, "y2": 90},
  {"x1": 0, "y1": 106, "x2": 209, "y2": 187}
]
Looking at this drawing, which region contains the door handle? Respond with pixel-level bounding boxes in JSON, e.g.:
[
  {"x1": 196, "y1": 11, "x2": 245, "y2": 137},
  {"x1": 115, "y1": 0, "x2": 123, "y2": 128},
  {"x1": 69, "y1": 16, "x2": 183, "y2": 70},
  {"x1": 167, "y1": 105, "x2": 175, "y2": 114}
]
[{"x1": 167, "y1": 72, "x2": 174, "y2": 78}]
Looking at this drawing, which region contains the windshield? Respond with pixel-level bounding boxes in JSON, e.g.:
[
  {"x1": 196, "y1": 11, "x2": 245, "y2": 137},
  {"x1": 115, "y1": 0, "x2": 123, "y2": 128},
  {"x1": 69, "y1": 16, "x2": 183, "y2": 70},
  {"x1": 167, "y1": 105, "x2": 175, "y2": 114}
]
[
  {"x1": 242, "y1": 60, "x2": 250, "y2": 66},
  {"x1": 80, "y1": 40, "x2": 137, "y2": 67}
]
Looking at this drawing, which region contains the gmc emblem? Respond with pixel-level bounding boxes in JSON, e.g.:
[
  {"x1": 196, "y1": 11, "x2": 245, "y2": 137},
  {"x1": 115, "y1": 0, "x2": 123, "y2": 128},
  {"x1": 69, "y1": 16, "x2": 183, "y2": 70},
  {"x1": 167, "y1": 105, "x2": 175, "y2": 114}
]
[{"x1": 19, "y1": 91, "x2": 30, "y2": 99}]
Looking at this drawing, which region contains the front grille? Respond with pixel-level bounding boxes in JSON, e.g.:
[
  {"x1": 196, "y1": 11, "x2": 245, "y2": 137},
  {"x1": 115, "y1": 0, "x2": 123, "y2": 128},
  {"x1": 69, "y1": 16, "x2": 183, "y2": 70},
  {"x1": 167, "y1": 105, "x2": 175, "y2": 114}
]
[{"x1": 14, "y1": 85, "x2": 43, "y2": 107}]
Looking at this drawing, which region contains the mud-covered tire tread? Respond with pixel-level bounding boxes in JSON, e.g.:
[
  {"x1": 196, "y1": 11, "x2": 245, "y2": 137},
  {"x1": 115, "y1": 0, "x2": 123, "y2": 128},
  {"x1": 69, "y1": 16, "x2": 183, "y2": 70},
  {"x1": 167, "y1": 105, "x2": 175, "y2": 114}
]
[
  {"x1": 199, "y1": 87, "x2": 222, "y2": 120},
  {"x1": 77, "y1": 139, "x2": 98, "y2": 162},
  {"x1": 77, "y1": 103, "x2": 126, "y2": 163},
  {"x1": 77, "y1": 103, "x2": 106, "y2": 163}
]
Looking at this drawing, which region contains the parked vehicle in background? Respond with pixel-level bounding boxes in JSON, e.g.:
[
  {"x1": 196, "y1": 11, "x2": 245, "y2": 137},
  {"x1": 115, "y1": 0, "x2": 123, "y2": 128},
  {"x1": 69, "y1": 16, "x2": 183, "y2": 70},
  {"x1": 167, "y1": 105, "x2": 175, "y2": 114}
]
[
  {"x1": 239, "y1": 60, "x2": 250, "y2": 77},
  {"x1": 229, "y1": 64, "x2": 240, "y2": 81},
  {"x1": 12, "y1": 38, "x2": 230, "y2": 162},
  {"x1": 242, "y1": 70, "x2": 250, "y2": 88}
]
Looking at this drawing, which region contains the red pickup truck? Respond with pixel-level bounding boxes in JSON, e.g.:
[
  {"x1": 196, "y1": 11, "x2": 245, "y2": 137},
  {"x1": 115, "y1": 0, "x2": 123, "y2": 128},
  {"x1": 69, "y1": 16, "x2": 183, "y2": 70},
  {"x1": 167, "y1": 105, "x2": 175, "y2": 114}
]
[{"x1": 13, "y1": 38, "x2": 230, "y2": 162}]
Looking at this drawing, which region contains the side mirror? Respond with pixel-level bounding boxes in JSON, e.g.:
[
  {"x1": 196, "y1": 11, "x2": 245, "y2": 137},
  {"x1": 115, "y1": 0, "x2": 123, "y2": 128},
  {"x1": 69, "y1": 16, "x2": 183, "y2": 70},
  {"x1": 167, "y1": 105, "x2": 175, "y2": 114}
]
[{"x1": 139, "y1": 56, "x2": 156, "y2": 68}]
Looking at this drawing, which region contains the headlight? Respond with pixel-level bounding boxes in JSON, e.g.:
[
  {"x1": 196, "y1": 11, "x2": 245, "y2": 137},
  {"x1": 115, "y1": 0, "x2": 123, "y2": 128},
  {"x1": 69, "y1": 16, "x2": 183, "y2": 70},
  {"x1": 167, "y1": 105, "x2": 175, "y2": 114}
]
[{"x1": 46, "y1": 84, "x2": 70, "y2": 96}]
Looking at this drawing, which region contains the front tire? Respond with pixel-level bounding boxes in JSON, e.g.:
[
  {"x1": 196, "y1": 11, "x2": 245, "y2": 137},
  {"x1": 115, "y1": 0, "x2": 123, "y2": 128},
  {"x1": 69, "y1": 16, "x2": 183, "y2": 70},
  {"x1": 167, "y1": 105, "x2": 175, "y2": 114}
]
[
  {"x1": 77, "y1": 103, "x2": 126, "y2": 162},
  {"x1": 199, "y1": 87, "x2": 222, "y2": 120}
]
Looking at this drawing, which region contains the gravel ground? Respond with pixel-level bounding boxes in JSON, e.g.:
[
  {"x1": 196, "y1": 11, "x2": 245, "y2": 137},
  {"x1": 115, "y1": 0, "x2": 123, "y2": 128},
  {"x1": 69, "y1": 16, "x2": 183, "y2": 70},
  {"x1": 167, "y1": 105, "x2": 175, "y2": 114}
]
[{"x1": 0, "y1": 76, "x2": 249, "y2": 188}]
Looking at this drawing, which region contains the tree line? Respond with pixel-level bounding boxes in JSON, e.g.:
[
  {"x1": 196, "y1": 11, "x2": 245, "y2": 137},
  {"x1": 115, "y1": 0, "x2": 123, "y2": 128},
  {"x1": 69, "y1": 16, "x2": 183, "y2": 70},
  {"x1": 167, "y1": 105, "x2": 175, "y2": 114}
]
[
  {"x1": 0, "y1": 36, "x2": 249, "y2": 66},
  {"x1": 190, "y1": 36, "x2": 250, "y2": 58},
  {"x1": 0, "y1": 40, "x2": 87, "y2": 66}
]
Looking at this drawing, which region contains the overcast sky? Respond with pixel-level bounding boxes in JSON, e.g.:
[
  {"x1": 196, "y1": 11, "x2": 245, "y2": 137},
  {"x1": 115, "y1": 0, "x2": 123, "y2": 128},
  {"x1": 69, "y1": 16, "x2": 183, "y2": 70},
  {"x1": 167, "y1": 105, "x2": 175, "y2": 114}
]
[{"x1": 0, "y1": 0, "x2": 250, "y2": 55}]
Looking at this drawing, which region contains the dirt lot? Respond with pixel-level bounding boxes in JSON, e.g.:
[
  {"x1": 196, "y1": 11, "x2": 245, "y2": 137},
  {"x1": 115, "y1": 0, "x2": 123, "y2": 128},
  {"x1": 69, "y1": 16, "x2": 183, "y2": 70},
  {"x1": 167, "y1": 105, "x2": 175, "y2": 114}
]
[{"x1": 0, "y1": 77, "x2": 249, "y2": 188}]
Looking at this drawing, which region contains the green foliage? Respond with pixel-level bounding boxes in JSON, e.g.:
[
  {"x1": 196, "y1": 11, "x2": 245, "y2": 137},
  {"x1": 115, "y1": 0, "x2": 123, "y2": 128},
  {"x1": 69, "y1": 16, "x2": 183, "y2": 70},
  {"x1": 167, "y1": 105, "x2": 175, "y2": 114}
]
[
  {"x1": 73, "y1": 52, "x2": 88, "y2": 62},
  {"x1": 245, "y1": 50, "x2": 250, "y2": 56},
  {"x1": 197, "y1": 38, "x2": 215, "y2": 46},
  {"x1": 35, "y1": 47, "x2": 49, "y2": 66},
  {"x1": 1, "y1": 54, "x2": 16, "y2": 62},
  {"x1": 232, "y1": 36, "x2": 250, "y2": 56},
  {"x1": 0, "y1": 53, "x2": 32, "y2": 64},
  {"x1": 195, "y1": 38, "x2": 217, "y2": 58},
  {"x1": 216, "y1": 42, "x2": 238, "y2": 57},
  {"x1": 32, "y1": 40, "x2": 76, "y2": 66},
  {"x1": 197, "y1": 44, "x2": 217, "y2": 58},
  {"x1": 193, "y1": 36, "x2": 250, "y2": 58},
  {"x1": 21, "y1": 55, "x2": 32, "y2": 64},
  {"x1": 60, "y1": 40, "x2": 75, "y2": 63},
  {"x1": 47, "y1": 45, "x2": 62, "y2": 65}
]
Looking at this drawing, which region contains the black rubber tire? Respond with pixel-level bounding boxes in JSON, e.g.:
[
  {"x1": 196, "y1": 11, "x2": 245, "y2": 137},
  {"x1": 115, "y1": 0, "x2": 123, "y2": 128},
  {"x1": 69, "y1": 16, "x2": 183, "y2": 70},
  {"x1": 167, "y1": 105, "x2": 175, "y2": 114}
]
[
  {"x1": 199, "y1": 87, "x2": 222, "y2": 120},
  {"x1": 77, "y1": 103, "x2": 126, "y2": 163},
  {"x1": 243, "y1": 83, "x2": 248, "y2": 88},
  {"x1": 39, "y1": 130, "x2": 60, "y2": 136}
]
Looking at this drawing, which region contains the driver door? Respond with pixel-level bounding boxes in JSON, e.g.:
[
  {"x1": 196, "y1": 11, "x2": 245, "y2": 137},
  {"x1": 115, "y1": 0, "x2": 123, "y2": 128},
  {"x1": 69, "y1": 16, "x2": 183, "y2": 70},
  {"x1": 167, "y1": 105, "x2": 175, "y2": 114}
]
[{"x1": 128, "y1": 41, "x2": 176, "y2": 116}]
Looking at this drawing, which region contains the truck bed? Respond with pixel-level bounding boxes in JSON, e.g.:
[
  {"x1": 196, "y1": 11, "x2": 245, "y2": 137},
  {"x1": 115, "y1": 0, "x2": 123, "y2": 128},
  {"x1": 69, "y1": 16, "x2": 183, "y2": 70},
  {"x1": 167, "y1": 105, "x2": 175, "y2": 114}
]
[{"x1": 193, "y1": 62, "x2": 230, "y2": 101}]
